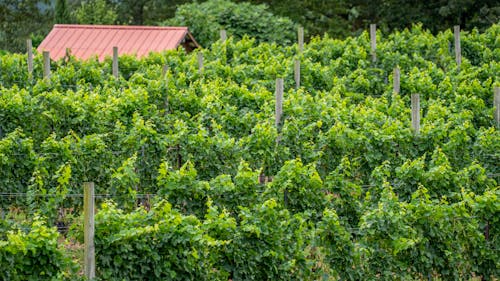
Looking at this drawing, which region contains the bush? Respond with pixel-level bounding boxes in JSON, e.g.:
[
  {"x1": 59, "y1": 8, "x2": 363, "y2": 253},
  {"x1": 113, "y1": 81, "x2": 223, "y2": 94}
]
[
  {"x1": 164, "y1": 0, "x2": 297, "y2": 47},
  {"x1": 94, "y1": 201, "x2": 228, "y2": 281},
  {"x1": 0, "y1": 217, "x2": 78, "y2": 280}
]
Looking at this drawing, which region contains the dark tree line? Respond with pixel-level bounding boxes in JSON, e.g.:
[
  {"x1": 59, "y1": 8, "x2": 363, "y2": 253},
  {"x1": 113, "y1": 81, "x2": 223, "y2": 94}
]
[
  {"x1": 238, "y1": 0, "x2": 500, "y2": 37},
  {"x1": 1, "y1": 0, "x2": 498, "y2": 52}
]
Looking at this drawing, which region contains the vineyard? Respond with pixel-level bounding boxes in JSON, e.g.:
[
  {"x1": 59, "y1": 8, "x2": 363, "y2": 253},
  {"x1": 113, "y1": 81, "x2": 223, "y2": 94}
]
[{"x1": 0, "y1": 24, "x2": 499, "y2": 280}]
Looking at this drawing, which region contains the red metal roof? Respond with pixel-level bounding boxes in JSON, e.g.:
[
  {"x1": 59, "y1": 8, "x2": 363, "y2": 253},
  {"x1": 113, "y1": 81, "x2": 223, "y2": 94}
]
[{"x1": 38, "y1": 24, "x2": 199, "y2": 61}]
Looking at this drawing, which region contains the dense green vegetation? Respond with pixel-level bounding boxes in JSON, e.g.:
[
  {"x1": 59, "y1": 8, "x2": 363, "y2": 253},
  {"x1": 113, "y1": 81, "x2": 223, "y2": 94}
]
[
  {"x1": 0, "y1": 24, "x2": 499, "y2": 279},
  {"x1": 1, "y1": 0, "x2": 499, "y2": 52},
  {"x1": 164, "y1": 0, "x2": 297, "y2": 47}
]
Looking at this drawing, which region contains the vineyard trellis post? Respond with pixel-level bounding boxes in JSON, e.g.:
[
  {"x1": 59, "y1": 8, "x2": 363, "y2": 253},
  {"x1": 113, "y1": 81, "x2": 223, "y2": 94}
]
[
  {"x1": 275, "y1": 78, "x2": 284, "y2": 127},
  {"x1": 84, "y1": 182, "x2": 95, "y2": 280},
  {"x1": 370, "y1": 24, "x2": 377, "y2": 62},
  {"x1": 298, "y1": 26, "x2": 304, "y2": 53},
  {"x1": 43, "y1": 51, "x2": 51, "y2": 79},
  {"x1": 275, "y1": 77, "x2": 287, "y2": 206},
  {"x1": 411, "y1": 94, "x2": 420, "y2": 135},
  {"x1": 26, "y1": 39, "x2": 33, "y2": 80},
  {"x1": 393, "y1": 67, "x2": 400, "y2": 94},
  {"x1": 197, "y1": 52, "x2": 203, "y2": 75},
  {"x1": 220, "y1": 29, "x2": 227, "y2": 42},
  {"x1": 113, "y1": 47, "x2": 119, "y2": 78},
  {"x1": 294, "y1": 59, "x2": 300, "y2": 89},
  {"x1": 454, "y1": 25, "x2": 461, "y2": 68},
  {"x1": 163, "y1": 65, "x2": 169, "y2": 112},
  {"x1": 494, "y1": 86, "x2": 500, "y2": 128}
]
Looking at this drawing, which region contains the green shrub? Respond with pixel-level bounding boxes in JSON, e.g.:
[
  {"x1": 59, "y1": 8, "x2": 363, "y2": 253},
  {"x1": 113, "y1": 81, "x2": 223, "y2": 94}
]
[
  {"x1": 94, "y1": 201, "x2": 228, "y2": 281},
  {"x1": 0, "y1": 217, "x2": 78, "y2": 280},
  {"x1": 164, "y1": 0, "x2": 297, "y2": 47}
]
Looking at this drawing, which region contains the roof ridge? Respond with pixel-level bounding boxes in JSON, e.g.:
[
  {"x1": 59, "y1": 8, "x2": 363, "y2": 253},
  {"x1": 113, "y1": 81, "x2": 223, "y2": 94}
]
[{"x1": 53, "y1": 24, "x2": 188, "y2": 30}]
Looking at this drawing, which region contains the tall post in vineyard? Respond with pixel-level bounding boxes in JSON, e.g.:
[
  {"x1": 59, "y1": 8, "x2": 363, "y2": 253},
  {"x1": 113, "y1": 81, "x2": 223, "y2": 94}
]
[
  {"x1": 43, "y1": 51, "x2": 51, "y2": 79},
  {"x1": 275, "y1": 78, "x2": 284, "y2": 128},
  {"x1": 494, "y1": 86, "x2": 500, "y2": 128},
  {"x1": 84, "y1": 182, "x2": 95, "y2": 280},
  {"x1": 411, "y1": 94, "x2": 420, "y2": 135},
  {"x1": 298, "y1": 26, "x2": 304, "y2": 53},
  {"x1": 163, "y1": 65, "x2": 169, "y2": 113},
  {"x1": 275, "y1": 78, "x2": 284, "y2": 197},
  {"x1": 112, "y1": 47, "x2": 119, "y2": 78},
  {"x1": 27, "y1": 39, "x2": 34, "y2": 79},
  {"x1": 393, "y1": 67, "x2": 400, "y2": 94},
  {"x1": 197, "y1": 52, "x2": 203, "y2": 75},
  {"x1": 294, "y1": 59, "x2": 300, "y2": 89},
  {"x1": 220, "y1": 29, "x2": 227, "y2": 43},
  {"x1": 454, "y1": 25, "x2": 461, "y2": 69},
  {"x1": 370, "y1": 24, "x2": 377, "y2": 62}
]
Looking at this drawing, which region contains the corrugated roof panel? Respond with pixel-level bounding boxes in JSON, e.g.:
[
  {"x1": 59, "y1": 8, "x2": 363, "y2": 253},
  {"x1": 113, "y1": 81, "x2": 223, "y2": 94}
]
[
  {"x1": 77, "y1": 29, "x2": 97, "y2": 60},
  {"x1": 126, "y1": 29, "x2": 146, "y2": 55},
  {"x1": 138, "y1": 30, "x2": 155, "y2": 56},
  {"x1": 37, "y1": 24, "x2": 197, "y2": 61},
  {"x1": 149, "y1": 30, "x2": 167, "y2": 52}
]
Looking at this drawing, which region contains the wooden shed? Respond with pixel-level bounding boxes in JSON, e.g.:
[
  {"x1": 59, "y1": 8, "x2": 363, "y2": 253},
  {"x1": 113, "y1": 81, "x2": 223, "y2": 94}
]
[{"x1": 37, "y1": 24, "x2": 200, "y2": 61}]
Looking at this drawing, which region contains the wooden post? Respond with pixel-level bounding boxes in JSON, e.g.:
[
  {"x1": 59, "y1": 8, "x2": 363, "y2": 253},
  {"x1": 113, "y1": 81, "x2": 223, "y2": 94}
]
[
  {"x1": 197, "y1": 52, "x2": 203, "y2": 75},
  {"x1": 298, "y1": 26, "x2": 304, "y2": 53},
  {"x1": 220, "y1": 29, "x2": 227, "y2": 42},
  {"x1": 411, "y1": 94, "x2": 420, "y2": 135},
  {"x1": 393, "y1": 67, "x2": 400, "y2": 94},
  {"x1": 494, "y1": 86, "x2": 500, "y2": 128},
  {"x1": 294, "y1": 59, "x2": 300, "y2": 89},
  {"x1": 163, "y1": 65, "x2": 169, "y2": 112},
  {"x1": 275, "y1": 78, "x2": 284, "y2": 127},
  {"x1": 65, "y1": 48, "x2": 71, "y2": 61},
  {"x1": 83, "y1": 182, "x2": 95, "y2": 280},
  {"x1": 27, "y1": 39, "x2": 33, "y2": 78},
  {"x1": 162, "y1": 65, "x2": 169, "y2": 77},
  {"x1": 112, "y1": 47, "x2": 119, "y2": 78},
  {"x1": 454, "y1": 25, "x2": 461, "y2": 68},
  {"x1": 43, "y1": 51, "x2": 51, "y2": 79},
  {"x1": 370, "y1": 24, "x2": 377, "y2": 62}
]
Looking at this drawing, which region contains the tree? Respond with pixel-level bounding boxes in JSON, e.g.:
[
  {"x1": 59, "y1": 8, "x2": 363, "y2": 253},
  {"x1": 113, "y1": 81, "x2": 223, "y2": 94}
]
[
  {"x1": 164, "y1": 0, "x2": 297, "y2": 47},
  {"x1": 235, "y1": 0, "x2": 499, "y2": 38},
  {"x1": 55, "y1": 0, "x2": 71, "y2": 24},
  {"x1": 111, "y1": 0, "x2": 192, "y2": 25},
  {"x1": 73, "y1": 0, "x2": 118, "y2": 25},
  {"x1": 0, "y1": 0, "x2": 53, "y2": 52},
  {"x1": 234, "y1": 0, "x2": 354, "y2": 38}
]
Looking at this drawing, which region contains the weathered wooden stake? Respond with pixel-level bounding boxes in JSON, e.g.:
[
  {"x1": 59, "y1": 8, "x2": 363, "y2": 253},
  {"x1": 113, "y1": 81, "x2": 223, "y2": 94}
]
[
  {"x1": 275, "y1": 78, "x2": 284, "y2": 127},
  {"x1": 43, "y1": 51, "x2": 51, "y2": 79},
  {"x1": 393, "y1": 67, "x2": 400, "y2": 94},
  {"x1": 454, "y1": 25, "x2": 461, "y2": 68},
  {"x1": 197, "y1": 52, "x2": 203, "y2": 75},
  {"x1": 494, "y1": 86, "x2": 500, "y2": 128},
  {"x1": 83, "y1": 182, "x2": 95, "y2": 280},
  {"x1": 220, "y1": 29, "x2": 227, "y2": 42},
  {"x1": 294, "y1": 59, "x2": 300, "y2": 89},
  {"x1": 162, "y1": 65, "x2": 169, "y2": 112},
  {"x1": 370, "y1": 24, "x2": 377, "y2": 62},
  {"x1": 27, "y1": 39, "x2": 33, "y2": 78},
  {"x1": 298, "y1": 26, "x2": 304, "y2": 53},
  {"x1": 65, "y1": 48, "x2": 71, "y2": 61},
  {"x1": 162, "y1": 65, "x2": 169, "y2": 77},
  {"x1": 112, "y1": 47, "x2": 119, "y2": 78},
  {"x1": 411, "y1": 94, "x2": 420, "y2": 135}
]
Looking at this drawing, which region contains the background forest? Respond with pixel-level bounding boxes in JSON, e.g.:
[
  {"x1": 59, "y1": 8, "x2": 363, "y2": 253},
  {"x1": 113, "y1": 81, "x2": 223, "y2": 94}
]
[{"x1": 1, "y1": 0, "x2": 499, "y2": 52}]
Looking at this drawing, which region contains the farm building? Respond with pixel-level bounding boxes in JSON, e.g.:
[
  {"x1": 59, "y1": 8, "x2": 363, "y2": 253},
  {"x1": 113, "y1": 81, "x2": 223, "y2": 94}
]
[{"x1": 37, "y1": 24, "x2": 200, "y2": 61}]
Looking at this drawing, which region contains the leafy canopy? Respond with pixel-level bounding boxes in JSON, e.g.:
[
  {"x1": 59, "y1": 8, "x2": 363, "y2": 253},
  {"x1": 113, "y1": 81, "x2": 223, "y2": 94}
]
[
  {"x1": 164, "y1": 0, "x2": 297, "y2": 47},
  {"x1": 73, "y1": 0, "x2": 118, "y2": 25}
]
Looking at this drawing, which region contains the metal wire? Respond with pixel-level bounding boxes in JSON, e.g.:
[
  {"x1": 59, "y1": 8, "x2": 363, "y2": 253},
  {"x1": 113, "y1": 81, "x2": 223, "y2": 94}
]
[{"x1": 0, "y1": 192, "x2": 158, "y2": 198}]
